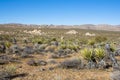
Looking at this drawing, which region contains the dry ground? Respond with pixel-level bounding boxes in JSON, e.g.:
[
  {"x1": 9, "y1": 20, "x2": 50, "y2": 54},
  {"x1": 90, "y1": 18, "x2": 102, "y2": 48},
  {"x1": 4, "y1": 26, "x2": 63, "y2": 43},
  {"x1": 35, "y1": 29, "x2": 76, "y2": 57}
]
[{"x1": 2, "y1": 53, "x2": 113, "y2": 80}]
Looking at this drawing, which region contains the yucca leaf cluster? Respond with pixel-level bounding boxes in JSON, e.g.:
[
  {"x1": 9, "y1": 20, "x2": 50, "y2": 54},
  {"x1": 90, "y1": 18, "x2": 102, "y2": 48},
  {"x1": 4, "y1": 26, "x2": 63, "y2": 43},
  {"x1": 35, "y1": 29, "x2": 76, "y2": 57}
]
[{"x1": 81, "y1": 47, "x2": 105, "y2": 61}]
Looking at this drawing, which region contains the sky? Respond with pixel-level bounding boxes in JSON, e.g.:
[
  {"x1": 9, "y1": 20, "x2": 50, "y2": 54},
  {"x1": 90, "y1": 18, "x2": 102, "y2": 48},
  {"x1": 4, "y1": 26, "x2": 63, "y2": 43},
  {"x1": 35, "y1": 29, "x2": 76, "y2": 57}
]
[{"x1": 0, "y1": 0, "x2": 120, "y2": 25}]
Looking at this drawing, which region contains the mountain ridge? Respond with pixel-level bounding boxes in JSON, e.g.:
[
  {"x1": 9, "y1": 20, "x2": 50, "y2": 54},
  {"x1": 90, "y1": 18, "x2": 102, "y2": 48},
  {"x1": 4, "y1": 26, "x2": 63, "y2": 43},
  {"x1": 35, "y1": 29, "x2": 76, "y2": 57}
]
[{"x1": 0, "y1": 23, "x2": 120, "y2": 31}]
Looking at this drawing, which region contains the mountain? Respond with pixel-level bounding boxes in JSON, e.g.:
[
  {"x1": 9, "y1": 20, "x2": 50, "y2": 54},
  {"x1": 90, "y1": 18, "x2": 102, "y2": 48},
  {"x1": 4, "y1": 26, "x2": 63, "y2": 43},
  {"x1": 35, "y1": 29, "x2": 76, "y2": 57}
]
[{"x1": 0, "y1": 23, "x2": 120, "y2": 31}]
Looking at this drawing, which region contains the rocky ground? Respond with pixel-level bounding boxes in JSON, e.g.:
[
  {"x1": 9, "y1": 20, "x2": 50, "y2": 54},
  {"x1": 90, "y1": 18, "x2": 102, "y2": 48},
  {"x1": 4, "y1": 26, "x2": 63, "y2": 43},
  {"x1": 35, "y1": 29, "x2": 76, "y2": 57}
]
[{"x1": 0, "y1": 52, "x2": 116, "y2": 80}]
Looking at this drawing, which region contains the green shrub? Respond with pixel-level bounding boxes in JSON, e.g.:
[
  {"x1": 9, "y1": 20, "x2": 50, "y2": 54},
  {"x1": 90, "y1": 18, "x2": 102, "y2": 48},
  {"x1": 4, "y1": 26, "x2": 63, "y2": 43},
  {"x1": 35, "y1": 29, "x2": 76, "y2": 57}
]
[
  {"x1": 88, "y1": 39, "x2": 95, "y2": 46},
  {"x1": 5, "y1": 65, "x2": 17, "y2": 74},
  {"x1": 51, "y1": 37, "x2": 57, "y2": 41},
  {"x1": 5, "y1": 41, "x2": 12, "y2": 48},
  {"x1": 60, "y1": 44, "x2": 67, "y2": 49},
  {"x1": 81, "y1": 48, "x2": 94, "y2": 61},
  {"x1": 110, "y1": 43, "x2": 116, "y2": 52},
  {"x1": 81, "y1": 47, "x2": 106, "y2": 62},
  {"x1": 94, "y1": 36, "x2": 107, "y2": 43},
  {"x1": 32, "y1": 38, "x2": 43, "y2": 44},
  {"x1": 95, "y1": 48, "x2": 105, "y2": 60}
]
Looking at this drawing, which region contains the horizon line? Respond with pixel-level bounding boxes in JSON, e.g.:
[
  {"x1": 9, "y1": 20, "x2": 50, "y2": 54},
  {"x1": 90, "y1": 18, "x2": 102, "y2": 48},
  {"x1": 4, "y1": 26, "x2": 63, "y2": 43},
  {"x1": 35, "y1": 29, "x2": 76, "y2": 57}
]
[{"x1": 0, "y1": 23, "x2": 120, "y2": 26}]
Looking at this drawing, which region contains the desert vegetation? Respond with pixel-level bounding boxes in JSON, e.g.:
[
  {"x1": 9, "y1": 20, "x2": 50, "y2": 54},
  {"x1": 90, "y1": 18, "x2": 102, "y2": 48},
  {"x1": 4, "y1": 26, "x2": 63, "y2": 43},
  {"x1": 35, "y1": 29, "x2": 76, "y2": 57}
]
[{"x1": 0, "y1": 25, "x2": 120, "y2": 80}]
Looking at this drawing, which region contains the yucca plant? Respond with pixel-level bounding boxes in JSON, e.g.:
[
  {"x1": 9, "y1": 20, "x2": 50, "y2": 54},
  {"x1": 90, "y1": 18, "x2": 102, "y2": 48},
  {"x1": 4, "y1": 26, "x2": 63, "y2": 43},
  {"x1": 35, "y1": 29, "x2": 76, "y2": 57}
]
[
  {"x1": 81, "y1": 48, "x2": 94, "y2": 61},
  {"x1": 60, "y1": 44, "x2": 67, "y2": 49},
  {"x1": 88, "y1": 39, "x2": 95, "y2": 46},
  {"x1": 32, "y1": 38, "x2": 43, "y2": 44},
  {"x1": 51, "y1": 37, "x2": 57, "y2": 41},
  {"x1": 110, "y1": 43, "x2": 116, "y2": 52},
  {"x1": 95, "y1": 48, "x2": 105, "y2": 61},
  {"x1": 5, "y1": 41, "x2": 12, "y2": 48}
]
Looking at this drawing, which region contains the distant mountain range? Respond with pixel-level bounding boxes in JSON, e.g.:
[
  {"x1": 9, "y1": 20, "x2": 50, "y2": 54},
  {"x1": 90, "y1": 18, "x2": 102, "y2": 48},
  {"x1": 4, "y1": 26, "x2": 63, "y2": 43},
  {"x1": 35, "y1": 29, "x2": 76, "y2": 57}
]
[{"x1": 0, "y1": 23, "x2": 120, "y2": 31}]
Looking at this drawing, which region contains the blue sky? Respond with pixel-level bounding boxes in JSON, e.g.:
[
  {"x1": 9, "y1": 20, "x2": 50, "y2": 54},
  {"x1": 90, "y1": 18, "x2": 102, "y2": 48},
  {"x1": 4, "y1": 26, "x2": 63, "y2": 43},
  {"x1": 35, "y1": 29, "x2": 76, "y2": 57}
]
[{"x1": 0, "y1": 0, "x2": 120, "y2": 25}]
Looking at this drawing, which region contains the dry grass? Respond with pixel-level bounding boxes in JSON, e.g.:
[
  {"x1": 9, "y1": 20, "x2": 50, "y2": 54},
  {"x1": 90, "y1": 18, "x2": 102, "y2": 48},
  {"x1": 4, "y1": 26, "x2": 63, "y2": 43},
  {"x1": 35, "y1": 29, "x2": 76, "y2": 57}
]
[
  {"x1": 1, "y1": 27, "x2": 119, "y2": 80},
  {"x1": 2, "y1": 53, "x2": 111, "y2": 80}
]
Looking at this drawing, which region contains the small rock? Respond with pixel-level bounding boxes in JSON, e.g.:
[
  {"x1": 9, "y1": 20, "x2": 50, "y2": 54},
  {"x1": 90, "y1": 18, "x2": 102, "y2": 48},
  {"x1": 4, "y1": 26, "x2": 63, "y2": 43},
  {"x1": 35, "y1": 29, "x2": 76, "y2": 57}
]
[{"x1": 39, "y1": 68, "x2": 46, "y2": 71}]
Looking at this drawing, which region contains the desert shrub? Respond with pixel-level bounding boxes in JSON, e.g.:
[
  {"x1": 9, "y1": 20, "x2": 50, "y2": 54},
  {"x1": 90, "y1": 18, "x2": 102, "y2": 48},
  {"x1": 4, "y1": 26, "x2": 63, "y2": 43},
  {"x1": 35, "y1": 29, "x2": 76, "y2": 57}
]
[
  {"x1": 94, "y1": 36, "x2": 107, "y2": 43},
  {"x1": 0, "y1": 65, "x2": 27, "y2": 80},
  {"x1": 81, "y1": 47, "x2": 106, "y2": 62},
  {"x1": 5, "y1": 41, "x2": 12, "y2": 48},
  {"x1": 110, "y1": 43, "x2": 116, "y2": 52},
  {"x1": 0, "y1": 34, "x2": 11, "y2": 41},
  {"x1": 64, "y1": 48, "x2": 72, "y2": 54},
  {"x1": 67, "y1": 44, "x2": 76, "y2": 51},
  {"x1": 88, "y1": 39, "x2": 95, "y2": 46},
  {"x1": 32, "y1": 37, "x2": 44, "y2": 44},
  {"x1": 60, "y1": 44, "x2": 67, "y2": 49},
  {"x1": 79, "y1": 39, "x2": 88, "y2": 44},
  {"x1": 51, "y1": 37, "x2": 57, "y2": 41},
  {"x1": 50, "y1": 49, "x2": 71, "y2": 59},
  {"x1": 5, "y1": 65, "x2": 17, "y2": 74},
  {"x1": 99, "y1": 42, "x2": 106, "y2": 47},
  {"x1": 60, "y1": 41, "x2": 79, "y2": 51},
  {"x1": 95, "y1": 48, "x2": 105, "y2": 61},
  {"x1": 60, "y1": 58, "x2": 84, "y2": 69},
  {"x1": 81, "y1": 48, "x2": 94, "y2": 61},
  {"x1": 88, "y1": 36, "x2": 107, "y2": 46}
]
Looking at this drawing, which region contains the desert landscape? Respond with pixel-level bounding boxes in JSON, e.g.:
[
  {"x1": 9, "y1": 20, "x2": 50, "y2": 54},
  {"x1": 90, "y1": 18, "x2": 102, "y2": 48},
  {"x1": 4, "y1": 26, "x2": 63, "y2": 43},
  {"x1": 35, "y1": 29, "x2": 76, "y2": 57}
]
[
  {"x1": 1, "y1": 0, "x2": 120, "y2": 80},
  {"x1": 0, "y1": 24, "x2": 120, "y2": 80}
]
